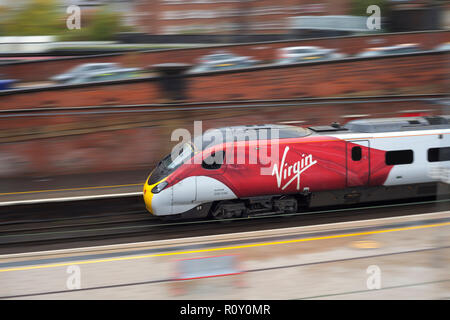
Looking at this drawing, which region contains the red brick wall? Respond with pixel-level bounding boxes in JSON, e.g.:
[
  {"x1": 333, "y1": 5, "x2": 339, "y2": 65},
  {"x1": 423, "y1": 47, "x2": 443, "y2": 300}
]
[
  {"x1": 0, "y1": 99, "x2": 442, "y2": 178},
  {"x1": 0, "y1": 52, "x2": 447, "y2": 110},
  {"x1": 187, "y1": 53, "x2": 449, "y2": 100},
  {"x1": 1, "y1": 31, "x2": 448, "y2": 83},
  {"x1": 0, "y1": 81, "x2": 162, "y2": 109}
]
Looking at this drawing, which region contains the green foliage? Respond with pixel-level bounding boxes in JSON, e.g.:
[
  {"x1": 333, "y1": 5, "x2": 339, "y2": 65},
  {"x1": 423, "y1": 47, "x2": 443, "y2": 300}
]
[
  {"x1": 0, "y1": 1, "x2": 132, "y2": 40},
  {"x1": 1, "y1": 0, "x2": 61, "y2": 36}
]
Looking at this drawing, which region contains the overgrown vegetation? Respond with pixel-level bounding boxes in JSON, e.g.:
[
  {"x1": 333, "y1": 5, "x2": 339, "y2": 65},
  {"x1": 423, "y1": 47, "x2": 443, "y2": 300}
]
[
  {"x1": 0, "y1": 0, "x2": 132, "y2": 40},
  {"x1": 1, "y1": 0, "x2": 61, "y2": 36}
]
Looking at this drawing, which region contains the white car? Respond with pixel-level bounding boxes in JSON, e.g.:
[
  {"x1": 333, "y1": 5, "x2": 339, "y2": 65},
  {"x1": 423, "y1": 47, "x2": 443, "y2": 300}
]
[
  {"x1": 63, "y1": 67, "x2": 143, "y2": 85},
  {"x1": 357, "y1": 43, "x2": 421, "y2": 58},
  {"x1": 434, "y1": 42, "x2": 450, "y2": 52},
  {"x1": 276, "y1": 46, "x2": 346, "y2": 65},
  {"x1": 189, "y1": 51, "x2": 259, "y2": 73},
  {"x1": 51, "y1": 63, "x2": 120, "y2": 83}
]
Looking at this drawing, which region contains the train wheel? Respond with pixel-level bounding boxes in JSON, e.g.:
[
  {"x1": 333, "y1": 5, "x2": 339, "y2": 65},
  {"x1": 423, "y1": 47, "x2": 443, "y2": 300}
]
[
  {"x1": 210, "y1": 202, "x2": 244, "y2": 220},
  {"x1": 285, "y1": 199, "x2": 298, "y2": 214},
  {"x1": 274, "y1": 196, "x2": 298, "y2": 214},
  {"x1": 211, "y1": 206, "x2": 227, "y2": 220}
]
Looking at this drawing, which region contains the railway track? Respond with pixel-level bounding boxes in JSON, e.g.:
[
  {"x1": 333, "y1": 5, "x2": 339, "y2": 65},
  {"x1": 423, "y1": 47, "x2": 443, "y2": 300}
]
[
  {"x1": 0, "y1": 196, "x2": 448, "y2": 254},
  {"x1": 0, "y1": 93, "x2": 446, "y2": 115}
]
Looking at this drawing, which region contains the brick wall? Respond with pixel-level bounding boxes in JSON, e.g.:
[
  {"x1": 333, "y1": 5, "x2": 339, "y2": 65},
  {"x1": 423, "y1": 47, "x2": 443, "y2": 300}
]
[
  {"x1": 0, "y1": 99, "x2": 442, "y2": 178},
  {"x1": 1, "y1": 30, "x2": 448, "y2": 83},
  {"x1": 0, "y1": 51, "x2": 447, "y2": 109}
]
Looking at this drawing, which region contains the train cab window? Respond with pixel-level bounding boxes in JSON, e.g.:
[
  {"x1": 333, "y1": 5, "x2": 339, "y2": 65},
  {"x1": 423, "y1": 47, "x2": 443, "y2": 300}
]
[
  {"x1": 202, "y1": 151, "x2": 225, "y2": 170},
  {"x1": 385, "y1": 150, "x2": 413, "y2": 165},
  {"x1": 351, "y1": 146, "x2": 362, "y2": 161},
  {"x1": 428, "y1": 147, "x2": 450, "y2": 162}
]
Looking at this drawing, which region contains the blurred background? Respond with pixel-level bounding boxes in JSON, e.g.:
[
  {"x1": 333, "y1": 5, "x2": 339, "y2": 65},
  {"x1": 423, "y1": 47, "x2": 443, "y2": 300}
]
[
  {"x1": 0, "y1": 0, "x2": 448, "y2": 183},
  {"x1": 0, "y1": 0, "x2": 448, "y2": 300}
]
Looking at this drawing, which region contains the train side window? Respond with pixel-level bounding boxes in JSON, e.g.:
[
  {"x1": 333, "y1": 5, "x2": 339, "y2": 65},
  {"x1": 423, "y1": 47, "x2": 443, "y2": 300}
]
[
  {"x1": 351, "y1": 146, "x2": 362, "y2": 161},
  {"x1": 428, "y1": 147, "x2": 450, "y2": 162},
  {"x1": 202, "y1": 151, "x2": 225, "y2": 170},
  {"x1": 385, "y1": 150, "x2": 413, "y2": 165}
]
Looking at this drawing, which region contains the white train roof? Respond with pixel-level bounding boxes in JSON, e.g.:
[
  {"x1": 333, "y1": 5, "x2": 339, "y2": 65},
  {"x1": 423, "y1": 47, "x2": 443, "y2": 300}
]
[{"x1": 343, "y1": 116, "x2": 450, "y2": 133}]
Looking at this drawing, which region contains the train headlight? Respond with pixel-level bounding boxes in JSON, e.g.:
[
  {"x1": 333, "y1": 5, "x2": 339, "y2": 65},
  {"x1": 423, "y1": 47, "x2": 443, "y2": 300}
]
[{"x1": 151, "y1": 181, "x2": 168, "y2": 194}]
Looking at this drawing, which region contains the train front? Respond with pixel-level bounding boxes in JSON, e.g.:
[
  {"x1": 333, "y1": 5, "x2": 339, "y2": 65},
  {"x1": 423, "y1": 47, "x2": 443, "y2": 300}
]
[{"x1": 143, "y1": 143, "x2": 194, "y2": 216}]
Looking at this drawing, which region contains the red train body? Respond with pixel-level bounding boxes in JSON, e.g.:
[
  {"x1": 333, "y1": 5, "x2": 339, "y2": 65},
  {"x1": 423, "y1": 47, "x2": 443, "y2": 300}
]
[{"x1": 143, "y1": 116, "x2": 450, "y2": 219}]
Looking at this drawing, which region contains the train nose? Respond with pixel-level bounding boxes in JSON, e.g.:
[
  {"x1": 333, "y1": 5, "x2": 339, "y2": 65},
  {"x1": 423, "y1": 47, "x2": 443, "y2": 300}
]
[
  {"x1": 143, "y1": 180, "x2": 154, "y2": 214},
  {"x1": 143, "y1": 177, "x2": 170, "y2": 215}
]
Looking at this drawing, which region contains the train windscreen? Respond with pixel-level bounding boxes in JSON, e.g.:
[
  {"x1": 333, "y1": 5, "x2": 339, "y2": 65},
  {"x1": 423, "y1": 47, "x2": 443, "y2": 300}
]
[{"x1": 148, "y1": 143, "x2": 194, "y2": 184}]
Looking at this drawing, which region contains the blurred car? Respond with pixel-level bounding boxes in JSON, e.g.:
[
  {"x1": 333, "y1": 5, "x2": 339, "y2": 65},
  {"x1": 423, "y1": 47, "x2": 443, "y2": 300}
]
[
  {"x1": 62, "y1": 67, "x2": 144, "y2": 85},
  {"x1": 434, "y1": 42, "x2": 450, "y2": 52},
  {"x1": 0, "y1": 73, "x2": 16, "y2": 90},
  {"x1": 356, "y1": 43, "x2": 422, "y2": 58},
  {"x1": 50, "y1": 63, "x2": 121, "y2": 83},
  {"x1": 189, "y1": 51, "x2": 259, "y2": 73},
  {"x1": 276, "y1": 46, "x2": 346, "y2": 65}
]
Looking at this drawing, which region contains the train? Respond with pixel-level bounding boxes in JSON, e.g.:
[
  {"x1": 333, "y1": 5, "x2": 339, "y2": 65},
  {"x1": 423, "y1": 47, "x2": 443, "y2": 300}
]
[{"x1": 143, "y1": 116, "x2": 450, "y2": 220}]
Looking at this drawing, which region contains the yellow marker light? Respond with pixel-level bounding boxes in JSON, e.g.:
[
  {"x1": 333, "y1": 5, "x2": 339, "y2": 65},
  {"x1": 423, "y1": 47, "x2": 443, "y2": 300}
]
[
  {"x1": 143, "y1": 179, "x2": 153, "y2": 214},
  {"x1": 350, "y1": 240, "x2": 381, "y2": 249},
  {"x1": 143, "y1": 175, "x2": 169, "y2": 215}
]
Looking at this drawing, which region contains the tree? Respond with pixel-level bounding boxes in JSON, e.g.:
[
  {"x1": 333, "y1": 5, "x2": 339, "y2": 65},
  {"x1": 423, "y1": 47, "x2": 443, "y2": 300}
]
[
  {"x1": 2, "y1": 0, "x2": 61, "y2": 36},
  {"x1": 1, "y1": 0, "x2": 132, "y2": 40},
  {"x1": 87, "y1": 8, "x2": 123, "y2": 41}
]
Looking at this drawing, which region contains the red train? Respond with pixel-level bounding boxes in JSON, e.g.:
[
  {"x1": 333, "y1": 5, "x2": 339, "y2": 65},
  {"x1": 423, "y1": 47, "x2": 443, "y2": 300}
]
[{"x1": 143, "y1": 116, "x2": 450, "y2": 219}]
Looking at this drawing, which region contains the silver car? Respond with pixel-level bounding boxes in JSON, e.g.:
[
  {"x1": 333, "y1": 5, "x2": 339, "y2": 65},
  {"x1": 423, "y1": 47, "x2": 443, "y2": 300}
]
[
  {"x1": 357, "y1": 43, "x2": 422, "y2": 58},
  {"x1": 276, "y1": 46, "x2": 346, "y2": 65},
  {"x1": 63, "y1": 67, "x2": 143, "y2": 85},
  {"x1": 434, "y1": 42, "x2": 450, "y2": 52},
  {"x1": 190, "y1": 51, "x2": 259, "y2": 73},
  {"x1": 51, "y1": 63, "x2": 120, "y2": 83}
]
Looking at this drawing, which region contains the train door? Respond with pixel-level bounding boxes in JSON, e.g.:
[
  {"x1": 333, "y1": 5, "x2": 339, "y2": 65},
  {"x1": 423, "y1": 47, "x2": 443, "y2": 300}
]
[
  {"x1": 171, "y1": 144, "x2": 198, "y2": 208},
  {"x1": 346, "y1": 140, "x2": 370, "y2": 187},
  {"x1": 196, "y1": 150, "x2": 230, "y2": 202},
  {"x1": 172, "y1": 176, "x2": 197, "y2": 204}
]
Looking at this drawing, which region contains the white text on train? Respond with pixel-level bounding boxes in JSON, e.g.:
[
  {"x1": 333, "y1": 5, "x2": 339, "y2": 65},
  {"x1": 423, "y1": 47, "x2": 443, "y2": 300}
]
[{"x1": 272, "y1": 146, "x2": 317, "y2": 190}]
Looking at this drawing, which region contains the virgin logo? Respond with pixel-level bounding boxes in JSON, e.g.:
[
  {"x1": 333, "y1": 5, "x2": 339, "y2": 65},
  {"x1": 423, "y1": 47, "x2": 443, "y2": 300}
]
[{"x1": 272, "y1": 147, "x2": 317, "y2": 190}]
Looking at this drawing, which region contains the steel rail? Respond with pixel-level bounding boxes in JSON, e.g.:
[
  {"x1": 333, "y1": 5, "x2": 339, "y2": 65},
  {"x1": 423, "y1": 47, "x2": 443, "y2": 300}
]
[
  {"x1": 0, "y1": 197, "x2": 448, "y2": 248},
  {"x1": 0, "y1": 94, "x2": 446, "y2": 115}
]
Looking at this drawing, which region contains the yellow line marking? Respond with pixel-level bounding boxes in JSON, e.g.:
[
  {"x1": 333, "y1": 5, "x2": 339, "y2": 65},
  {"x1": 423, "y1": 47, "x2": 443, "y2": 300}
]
[
  {"x1": 0, "y1": 183, "x2": 144, "y2": 196},
  {"x1": 1, "y1": 221, "x2": 449, "y2": 273}
]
